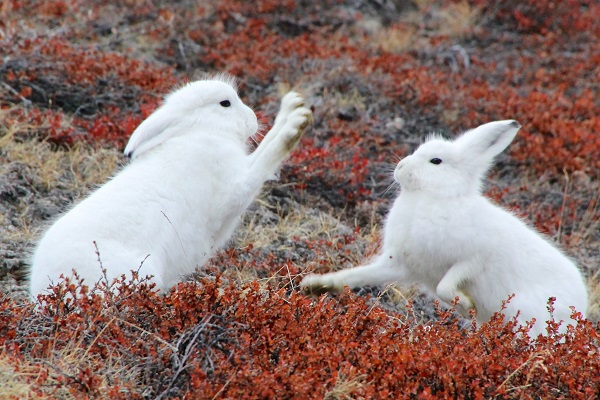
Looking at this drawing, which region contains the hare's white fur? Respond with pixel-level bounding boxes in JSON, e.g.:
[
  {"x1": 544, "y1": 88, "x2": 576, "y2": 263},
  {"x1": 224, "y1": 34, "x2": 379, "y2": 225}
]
[
  {"x1": 30, "y1": 77, "x2": 312, "y2": 298},
  {"x1": 302, "y1": 120, "x2": 587, "y2": 336}
]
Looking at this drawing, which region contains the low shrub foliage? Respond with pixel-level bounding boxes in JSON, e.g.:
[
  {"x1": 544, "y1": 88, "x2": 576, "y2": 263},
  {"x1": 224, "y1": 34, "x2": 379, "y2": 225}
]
[{"x1": 1, "y1": 276, "x2": 598, "y2": 399}]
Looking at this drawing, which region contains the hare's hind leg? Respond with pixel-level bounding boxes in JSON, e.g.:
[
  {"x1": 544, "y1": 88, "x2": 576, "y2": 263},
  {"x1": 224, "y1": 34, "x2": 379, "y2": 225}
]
[
  {"x1": 301, "y1": 253, "x2": 407, "y2": 295},
  {"x1": 436, "y1": 261, "x2": 477, "y2": 318}
]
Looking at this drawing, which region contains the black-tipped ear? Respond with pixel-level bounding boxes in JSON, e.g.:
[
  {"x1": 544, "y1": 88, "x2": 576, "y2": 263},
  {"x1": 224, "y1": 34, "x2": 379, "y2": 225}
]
[{"x1": 508, "y1": 120, "x2": 521, "y2": 129}]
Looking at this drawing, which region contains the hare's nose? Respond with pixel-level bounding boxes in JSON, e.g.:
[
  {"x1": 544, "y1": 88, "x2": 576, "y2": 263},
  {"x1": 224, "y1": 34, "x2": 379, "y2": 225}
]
[
  {"x1": 394, "y1": 156, "x2": 410, "y2": 177},
  {"x1": 393, "y1": 163, "x2": 402, "y2": 180}
]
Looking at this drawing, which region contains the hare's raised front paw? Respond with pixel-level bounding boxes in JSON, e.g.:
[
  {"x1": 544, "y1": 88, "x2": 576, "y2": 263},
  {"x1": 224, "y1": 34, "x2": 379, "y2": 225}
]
[
  {"x1": 282, "y1": 106, "x2": 312, "y2": 152},
  {"x1": 280, "y1": 91, "x2": 305, "y2": 116}
]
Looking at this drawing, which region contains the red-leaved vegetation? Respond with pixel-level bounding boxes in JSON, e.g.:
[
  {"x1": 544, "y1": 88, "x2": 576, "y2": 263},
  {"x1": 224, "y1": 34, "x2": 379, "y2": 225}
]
[{"x1": 1, "y1": 276, "x2": 598, "y2": 399}]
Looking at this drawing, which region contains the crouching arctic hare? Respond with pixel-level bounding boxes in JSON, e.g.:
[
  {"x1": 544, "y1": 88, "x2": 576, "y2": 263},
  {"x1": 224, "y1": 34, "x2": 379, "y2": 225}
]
[
  {"x1": 30, "y1": 76, "x2": 312, "y2": 298},
  {"x1": 302, "y1": 120, "x2": 587, "y2": 336}
]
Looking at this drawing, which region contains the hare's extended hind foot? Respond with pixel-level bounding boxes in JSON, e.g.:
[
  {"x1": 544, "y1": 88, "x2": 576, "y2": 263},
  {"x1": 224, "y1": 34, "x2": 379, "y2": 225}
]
[{"x1": 301, "y1": 274, "x2": 344, "y2": 296}]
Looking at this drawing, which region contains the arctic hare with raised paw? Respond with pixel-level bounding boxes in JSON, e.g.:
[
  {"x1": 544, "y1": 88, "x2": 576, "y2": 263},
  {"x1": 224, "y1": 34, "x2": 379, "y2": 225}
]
[
  {"x1": 301, "y1": 120, "x2": 587, "y2": 336},
  {"x1": 30, "y1": 76, "x2": 312, "y2": 298}
]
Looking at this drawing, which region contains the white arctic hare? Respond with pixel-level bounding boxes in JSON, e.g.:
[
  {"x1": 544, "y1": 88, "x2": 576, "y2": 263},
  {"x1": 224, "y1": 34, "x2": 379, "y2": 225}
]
[
  {"x1": 30, "y1": 77, "x2": 312, "y2": 298},
  {"x1": 302, "y1": 120, "x2": 587, "y2": 336}
]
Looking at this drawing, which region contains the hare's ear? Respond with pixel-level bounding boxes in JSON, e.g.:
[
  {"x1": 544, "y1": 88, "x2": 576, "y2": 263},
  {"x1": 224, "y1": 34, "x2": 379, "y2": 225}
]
[
  {"x1": 124, "y1": 107, "x2": 179, "y2": 159},
  {"x1": 455, "y1": 120, "x2": 520, "y2": 166}
]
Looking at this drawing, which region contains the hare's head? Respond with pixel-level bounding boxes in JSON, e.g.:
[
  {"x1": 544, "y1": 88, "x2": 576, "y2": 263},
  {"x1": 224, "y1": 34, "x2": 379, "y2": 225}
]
[
  {"x1": 125, "y1": 75, "x2": 258, "y2": 158},
  {"x1": 394, "y1": 120, "x2": 521, "y2": 197}
]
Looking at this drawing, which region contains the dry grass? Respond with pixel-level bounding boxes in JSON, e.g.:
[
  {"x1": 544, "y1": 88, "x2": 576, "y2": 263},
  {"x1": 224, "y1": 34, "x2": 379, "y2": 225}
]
[
  {"x1": 587, "y1": 270, "x2": 600, "y2": 322},
  {"x1": 220, "y1": 195, "x2": 374, "y2": 288},
  {"x1": 559, "y1": 179, "x2": 600, "y2": 322},
  {"x1": 563, "y1": 185, "x2": 600, "y2": 247},
  {"x1": 367, "y1": 0, "x2": 480, "y2": 53},
  {"x1": 370, "y1": 24, "x2": 417, "y2": 54},
  {"x1": 324, "y1": 371, "x2": 368, "y2": 400},
  {"x1": 335, "y1": 87, "x2": 367, "y2": 118},
  {"x1": 0, "y1": 354, "x2": 45, "y2": 400},
  {"x1": 237, "y1": 199, "x2": 352, "y2": 251},
  {"x1": 428, "y1": 0, "x2": 480, "y2": 37},
  {"x1": 0, "y1": 304, "x2": 157, "y2": 400},
  {"x1": 0, "y1": 112, "x2": 124, "y2": 299},
  {"x1": 0, "y1": 114, "x2": 123, "y2": 243},
  {"x1": 375, "y1": 284, "x2": 421, "y2": 310},
  {"x1": 39, "y1": 332, "x2": 146, "y2": 399},
  {"x1": 0, "y1": 129, "x2": 122, "y2": 197}
]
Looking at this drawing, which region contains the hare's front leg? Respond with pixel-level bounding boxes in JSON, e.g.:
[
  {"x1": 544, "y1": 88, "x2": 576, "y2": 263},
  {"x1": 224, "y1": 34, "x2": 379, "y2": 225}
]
[
  {"x1": 249, "y1": 92, "x2": 310, "y2": 175},
  {"x1": 222, "y1": 95, "x2": 311, "y2": 221},
  {"x1": 436, "y1": 262, "x2": 476, "y2": 318},
  {"x1": 249, "y1": 96, "x2": 311, "y2": 181},
  {"x1": 250, "y1": 91, "x2": 306, "y2": 165},
  {"x1": 301, "y1": 253, "x2": 407, "y2": 295}
]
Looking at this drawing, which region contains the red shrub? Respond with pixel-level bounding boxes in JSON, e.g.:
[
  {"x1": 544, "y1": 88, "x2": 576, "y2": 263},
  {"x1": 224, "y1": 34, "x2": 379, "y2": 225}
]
[
  {"x1": 480, "y1": 0, "x2": 600, "y2": 36},
  {"x1": 2, "y1": 277, "x2": 598, "y2": 399}
]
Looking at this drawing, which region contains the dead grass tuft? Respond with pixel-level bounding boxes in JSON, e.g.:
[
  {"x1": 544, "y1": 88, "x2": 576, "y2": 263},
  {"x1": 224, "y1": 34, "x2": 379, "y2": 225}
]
[
  {"x1": 325, "y1": 371, "x2": 368, "y2": 400},
  {"x1": 0, "y1": 122, "x2": 123, "y2": 241},
  {"x1": 237, "y1": 200, "x2": 353, "y2": 250},
  {"x1": 220, "y1": 198, "x2": 366, "y2": 288},
  {"x1": 587, "y1": 270, "x2": 600, "y2": 322},
  {"x1": 0, "y1": 353, "x2": 45, "y2": 400},
  {"x1": 0, "y1": 129, "x2": 123, "y2": 196},
  {"x1": 368, "y1": 0, "x2": 480, "y2": 53},
  {"x1": 431, "y1": 0, "x2": 480, "y2": 37},
  {"x1": 371, "y1": 24, "x2": 417, "y2": 54}
]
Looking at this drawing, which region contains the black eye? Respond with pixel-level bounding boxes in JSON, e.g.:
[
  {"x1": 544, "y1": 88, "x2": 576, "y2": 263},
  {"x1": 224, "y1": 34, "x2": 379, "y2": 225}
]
[
  {"x1": 430, "y1": 158, "x2": 442, "y2": 165},
  {"x1": 220, "y1": 100, "x2": 231, "y2": 107}
]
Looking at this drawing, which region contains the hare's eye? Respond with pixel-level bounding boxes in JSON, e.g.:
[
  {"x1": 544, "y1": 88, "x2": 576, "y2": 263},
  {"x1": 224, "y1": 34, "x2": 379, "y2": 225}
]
[
  {"x1": 430, "y1": 158, "x2": 442, "y2": 165},
  {"x1": 219, "y1": 100, "x2": 231, "y2": 107}
]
